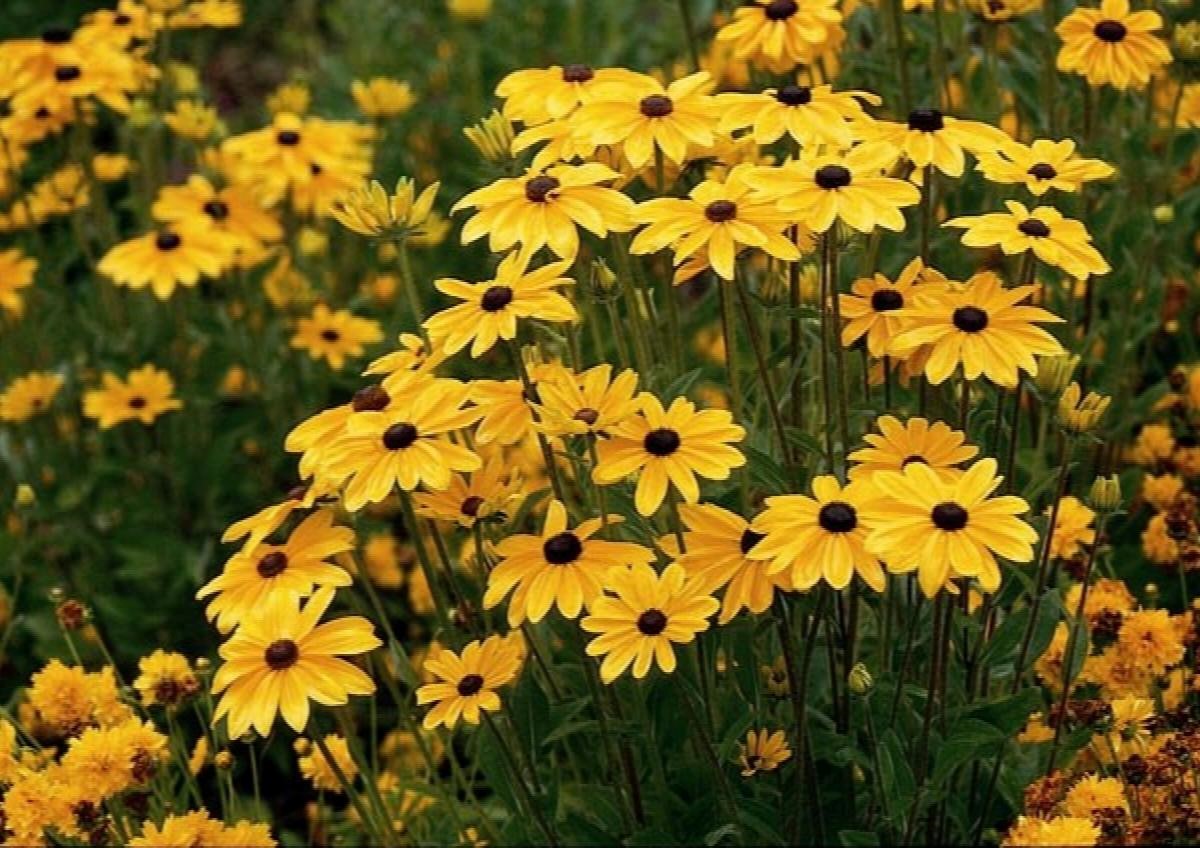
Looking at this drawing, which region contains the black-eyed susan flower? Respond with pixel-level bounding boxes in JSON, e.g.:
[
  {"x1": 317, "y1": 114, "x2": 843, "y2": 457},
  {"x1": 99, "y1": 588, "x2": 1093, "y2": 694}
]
[
  {"x1": 197, "y1": 509, "x2": 355, "y2": 633},
  {"x1": 470, "y1": 367, "x2": 562, "y2": 447},
  {"x1": 890, "y1": 272, "x2": 1066, "y2": 386},
  {"x1": 1056, "y1": 0, "x2": 1171, "y2": 90},
  {"x1": 212, "y1": 587, "x2": 380, "y2": 737},
  {"x1": 414, "y1": 455, "x2": 522, "y2": 528},
  {"x1": 0, "y1": 371, "x2": 62, "y2": 422},
  {"x1": 745, "y1": 143, "x2": 918, "y2": 234},
  {"x1": 592, "y1": 394, "x2": 746, "y2": 516},
  {"x1": 416, "y1": 634, "x2": 523, "y2": 729},
  {"x1": 364, "y1": 333, "x2": 449, "y2": 395},
  {"x1": 298, "y1": 734, "x2": 358, "y2": 792},
  {"x1": 322, "y1": 381, "x2": 481, "y2": 510},
  {"x1": 484, "y1": 499, "x2": 655, "y2": 626},
  {"x1": 330, "y1": 177, "x2": 439, "y2": 239},
  {"x1": 869, "y1": 108, "x2": 1009, "y2": 177},
  {"x1": 152, "y1": 175, "x2": 282, "y2": 256},
  {"x1": 351, "y1": 77, "x2": 414, "y2": 118},
  {"x1": 840, "y1": 257, "x2": 941, "y2": 357},
  {"x1": 738, "y1": 728, "x2": 792, "y2": 777},
  {"x1": 452, "y1": 163, "x2": 634, "y2": 261},
  {"x1": 290, "y1": 303, "x2": 384, "y2": 370},
  {"x1": 1058, "y1": 382, "x2": 1111, "y2": 433},
  {"x1": 163, "y1": 99, "x2": 220, "y2": 141},
  {"x1": 82, "y1": 365, "x2": 183, "y2": 428},
  {"x1": 495, "y1": 64, "x2": 646, "y2": 124},
  {"x1": 572, "y1": 71, "x2": 719, "y2": 168},
  {"x1": 716, "y1": 0, "x2": 844, "y2": 71},
  {"x1": 424, "y1": 250, "x2": 576, "y2": 357},
  {"x1": 630, "y1": 163, "x2": 800, "y2": 281},
  {"x1": 98, "y1": 222, "x2": 233, "y2": 299},
  {"x1": 748, "y1": 476, "x2": 885, "y2": 592},
  {"x1": 848, "y1": 416, "x2": 978, "y2": 483},
  {"x1": 534, "y1": 363, "x2": 641, "y2": 438},
  {"x1": 581, "y1": 562, "x2": 719, "y2": 683},
  {"x1": 669, "y1": 503, "x2": 794, "y2": 624},
  {"x1": 0, "y1": 247, "x2": 36, "y2": 316},
  {"x1": 866, "y1": 458, "x2": 1037, "y2": 597},
  {"x1": 946, "y1": 203, "x2": 1111, "y2": 279},
  {"x1": 976, "y1": 139, "x2": 1114, "y2": 195},
  {"x1": 715, "y1": 83, "x2": 878, "y2": 149}
]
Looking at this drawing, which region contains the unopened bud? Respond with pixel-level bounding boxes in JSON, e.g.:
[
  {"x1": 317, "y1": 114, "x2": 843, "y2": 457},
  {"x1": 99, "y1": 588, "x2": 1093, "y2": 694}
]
[
  {"x1": 1153, "y1": 205, "x2": 1175, "y2": 224},
  {"x1": 294, "y1": 737, "x2": 313, "y2": 757},
  {"x1": 463, "y1": 110, "x2": 514, "y2": 164},
  {"x1": 848, "y1": 662, "x2": 874, "y2": 696},
  {"x1": 214, "y1": 750, "x2": 234, "y2": 770},
  {"x1": 1033, "y1": 354, "x2": 1078, "y2": 397},
  {"x1": 591, "y1": 258, "x2": 617, "y2": 293},
  {"x1": 14, "y1": 484, "x2": 35, "y2": 507},
  {"x1": 1088, "y1": 475, "x2": 1122, "y2": 513},
  {"x1": 1058, "y1": 382, "x2": 1109, "y2": 434},
  {"x1": 1173, "y1": 21, "x2": 1200, "y2": 59}
]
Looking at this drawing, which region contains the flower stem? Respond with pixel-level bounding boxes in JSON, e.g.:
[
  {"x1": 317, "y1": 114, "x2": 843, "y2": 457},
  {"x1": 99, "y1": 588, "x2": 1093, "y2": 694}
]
[{"x1": 482, "y1": 712, "x2": 559, "y2": 846}]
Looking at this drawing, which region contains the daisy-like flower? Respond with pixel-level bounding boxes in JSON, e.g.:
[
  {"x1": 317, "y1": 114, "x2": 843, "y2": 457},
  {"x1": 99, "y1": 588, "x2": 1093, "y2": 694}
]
[
  {"x1": 976, "y1": 139, "x2": 1114, "y2": 196},
  {"x1": 322, "y1": 381, "x2": 481, "y2": 510},
  {"x1": 351, "y1": 77, "x2": 415, "y2": 118},
  {"x1": 363, "y1": 333, "x2": 449, "y2": 395},
  {"x1": 0, "y1": 247, "x2": 36, "y2": 316},
  {"x1": 330, "y1": 177, "x2": 439, "y2": 239},
  {"x1": 416, "y1": 634, "x2": 523, "y2": 729},
  {"x1": 1056, "y1": 0, "x2": 1172, "y2": 90},
  {"x1": 581, "y1": 562, "x2": 719, "y2": 683},
  {"x1": 212, "y1": 588, "x2": 379, "y2": 738},
  {"x1": 715, "y1": 83, "x2": 879, "y2": 149},
  {"x1": 738, "y1": 729, "x2": 792, "y2": 777},
  {"x1": 451, "y1": 163, "x2": 634, "y2": 261},
  {"x1": 668, "y1": 503, "x2": 794, "y2": 624},
  {"x1": 163, "y1": 99, "x2": 220, "y2": 141},
  {"x1": 495, "y1": 64, "x2": 646, "y2": 124},
  {"x1": 848, "y1": 416, "x2": 978, "y2": 483},
  {"x1": 298, "y1": 734, "x2": 358, "y2": 792},
  {"x1": 291, "y1": 304, "x2": 384, "y2": 370},
  {"x1": 745, "y1": 143, "x2": 918, "y2": 234},
  {"x1": 592, "y1": 394, "x2": 746, "y2": 516},
  {"x1": 716, "y1": 0, "x2": 844, "y2": 71},
  {"x1": 839, "y1": 257, "x2": 940, "y2": 357},
  {"x1": 890, "y1": 272, "x2": 1065, "y2": 386},
  {"x1": 0, "y1": 371, "x2": 62, "y2": 422},
  {"x1": 945, "y1": 201, "x2": 1110, "y2": 279},
  {"x1": 197, "y1": 509, "x2": 355, "y2": 633},
  {"x1": 534, "y1": 363, "x2": 641, "y2": 438},
  {"x1": 414, "y1": 455, "x2": 522, "y2": 528},
  {"x1": 152, "y1": 174, "x2": 283, "y2": 255},
  {"x1": 98, "y1": 222, "x2": 233, "y2": 299},
  {"x1": 865, "y1": 458, "x2": 1037, "y2": 597},
  {"x1": 82, "y1": 365, "x2": 183, "y2": 428},
  {"x1": 221, "y1": 478, "x2": 338, "y2": 559},
  {"x1": 748, "y1": 476, "x2": 885, "y2": 592},
  {"x1": 869, "y1": 108, "x2": 1009, "y2": 177},
  {"x1": 630, "y1": 164, "x2": 800, "y2": 281},
  {"x1": 424, "y1": 251, "x2": 576, "y2": 357},
  {"x1": 133, "y1": 651, "x2": 200, "y2": 708},
  {"x1": 484, "y1": 499, "x2": 655, "y2": 626},
  {"x1": 572, "y1": 71, "x2": 719, "y2": 168}
]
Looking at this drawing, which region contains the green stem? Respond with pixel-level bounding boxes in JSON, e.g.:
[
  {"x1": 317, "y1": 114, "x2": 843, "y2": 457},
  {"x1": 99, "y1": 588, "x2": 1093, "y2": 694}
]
[{"x1": 482, "y1": 713, "x2": 559, "y2": 846}]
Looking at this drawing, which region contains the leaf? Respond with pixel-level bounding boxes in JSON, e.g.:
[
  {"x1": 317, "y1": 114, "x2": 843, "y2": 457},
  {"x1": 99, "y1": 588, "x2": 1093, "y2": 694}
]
[
  {"x1": 838, "y1": 830, "x2": 882, "y2": 846},
  {"x1": 962, "y1": 688, "x2": 1044, "y2": 737},
  {"x1": 665, "y1": 367, "x2": 704, "y2": 400},
  {"x1": 979, "y1": 607, "x2": 1028, "y2": 668},
  {"x1": 932, "y1": 719, "x2": 1006, "y2": 785}
]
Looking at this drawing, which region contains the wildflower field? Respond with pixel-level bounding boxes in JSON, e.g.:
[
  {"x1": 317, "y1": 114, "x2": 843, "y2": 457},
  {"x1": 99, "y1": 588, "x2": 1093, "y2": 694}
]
[{"x1": 2, "y1": 0, "x2": 1200, "y2": 844}]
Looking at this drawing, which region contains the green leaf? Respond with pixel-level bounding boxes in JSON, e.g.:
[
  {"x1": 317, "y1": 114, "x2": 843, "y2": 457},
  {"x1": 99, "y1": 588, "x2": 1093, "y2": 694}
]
[
  {"x1": 962, "y1": 688, "x2": 1044, "y2": 737},
  {"x1": 932, "y1": 719, "x2": 1005, "y2": 786},
  {"x1": 838, "y1": 830, "x2": 881, "y2": 846}
]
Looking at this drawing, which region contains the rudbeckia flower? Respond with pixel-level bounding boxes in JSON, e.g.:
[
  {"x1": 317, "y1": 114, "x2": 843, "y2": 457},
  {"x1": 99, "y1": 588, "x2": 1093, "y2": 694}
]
[
  {"x1": 495, "y1": 64, "x2": 647, "y2": 124},
  {"x1": 865, "y1": 458, "x2": 1037, "y2": 597},
  {"x1": 416, "y1": 634, "x2": 523, "y2": 729},
  {"x1": 484, "y1": 499, "x2": 655, "y2": 626},
  {"x1": 716, "y1": 0, "x2": 844, "y2": 71},
  {"x1": 944, "y1": 201, "x2": 1110, "y2": 279},
  {"x1": 745, "y1": 142, "x2": 918, "y2": 234},
  {"x1": 330, "y1": 177, "x2": 439, "y2": 239},
  {"x1": 414, "y1": 455, "x2": 522, "y2": 528},
  {"x1": 98, "y1": 222, "x2": 234, "y2": 299},
  {"x1": 631, "y1": 164, "x2": 800, "y2": 281},
  {"x1": 424, "y1": 250, "x2": 577, "y2": 357},
  {"x1": 592, "y1": 394, "x2": 746, "y2": 516},
  {"x1": 0, "y1": 372, "x2": 62, "y2": 422},
  {"x1": 534, "y1": 363, "x2": 641, "y2": 438},
  {"x1": 581, "y1": 562, "x2": 719, "y2": 683},
  {"x1": 748, "y1": 476, "x2": 885, "y2": 592},
  {"x1": 212, "y1": 588, "x2": 380, "y2": 737},
  {"x1": 848, "y1": 416, "x2": 978, "y2": 483},
  {"x1": 452, "y1": 163, "x2": 634, "y2": 261},
  {"x1": 715, "y1": 83, "x2": 879, "y2": 149},
  {"x1": 738, "y1": 729, "x2": 792, "y2": 777},
  {"x1": 351, "y1": 77, "x2": 415, "y2": 118},
  {"x1": 152, "y1": 174, "x2": 283, "y2": 255},
  {"x1": 364, "y1": 333, "x2": 449, "y2": 394},
  {"x1": 975, "y1": 139, "x2": 1115, "y2": 195},
  {"x1": 839, "y1": 257, "x2": 942, "y2": 357},
  {"x1": 869, "y1": 108, "x2": 1009, "y2": 177},
  {"x1": 1056, "y1": 0, "x2": 1171, "y2": 90},
  {"x1": 290, "y1": 304, "x2": 384, "y2": 370},
  {"x1": 82, "y1": 365, "x2": 183, "y2": 429},
  {"x1": 890, "y1": 271, "x2": 1065, "y2": 386},
  {"x1": 0, "y1": 248, "x2": 36, "y2": 316}
]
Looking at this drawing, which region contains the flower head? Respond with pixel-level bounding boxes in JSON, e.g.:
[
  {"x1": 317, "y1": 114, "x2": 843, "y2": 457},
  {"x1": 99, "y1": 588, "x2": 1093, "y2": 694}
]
[
  {"x1": 416, "y1": 634, "x2": 523, "y2": 729},
  {"x1": 944, "y1": 201, "x2": 1110, "y2": 278}
]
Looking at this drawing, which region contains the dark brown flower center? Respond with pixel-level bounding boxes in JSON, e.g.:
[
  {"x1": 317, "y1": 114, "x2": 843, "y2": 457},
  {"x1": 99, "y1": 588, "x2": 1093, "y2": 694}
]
[
  {"x1": 264, "y1": 639, "x2": 299, "y2": 670},
  {"x1": 203, "y1": 200, "x2": 229, "y2": 220},
  {"x1": 1018, "y1": 218, "x2": 1051, "y2": 237},
  {"x1": 818, "y1": 501, "x2": 858, "y2": 533},
  {"x1": 276, "y1": 130, "x2": 301, "y2": 146},
  {"x1": 639, "y1": 94, "x2": 674, "y2": 118},
  {"x1": 765, "y1": 0, "x2": 800, "y2": 20},
  {"x1": 931, "y1": 502, "x2": 969, "y2": 531},
  {"x1": 562, "y1": 63, "x2": 595, "y2": 83},
  {"x1": 952, "y1": 306, "x2": 989, "y2": 333},
  {"x1": 573, "y1": 407, "x2": 600, "y2": 426},
  {"x1": 257, "y1": 551, "x2": 288, "y2": 578},
  {"x1": 901, "y1": 454, "x2": 928, "y2": 468},
  {"x1": 461, "y1": 495, "x2": 485, "y2": 517},
  {"x1": 775, "y1": 84, "x2": 813, "y2": 106},
  {"x1": 480, "y1": 285, "x2": 514, "y2": 312},
  {"x1": 815, "y1": 164, "x2": 852, "y2": 189},
  {"x1": 524, "y1": 175, "x2": 560, "y2": 203},
  {"x1": 1027, "y1": 163, "x2": 1058, "y2": 181},
  {"x1": 352, "y1": 384, "x2": 391, "y2": 412},
  {"x1": 55, "y1": 65, "x2": 81, "y2": 83},
  {"x1": 114, "y1": 13, "x2": 132, "y2": 25},
  {"x1": 871, "y1": 289, "x2": 904, "y2": 312},
  {"x1": 636, "y1": 608, "x2": 668, "y2": 635},
  {"x1": 1093, "y1": 20, "x2": 1127, "y2": 42},
  {"x1": 128, "y1": 396, "x2": 147, "y2": 409},
  {"x1": 643, "y1": 428, "x2": 681, "y2": 457},
  {"x1": 457, "y1": 673, "x2": 485, "y2": 696},
  {"x1": 382, "y1": 422, "x2": 419, "y2": 450},
  {"x1": 155, "y1": 231, "x2": 182, "y2": 251},
  {"x1": 740, "y1": 528, "x2": 766, "y2": 555},
  {"x1": 705, "y1": 200, "x2": 738, "y2": 223},
  {"x1": 543, "y1": 531, "x2": 584, "y2": 565},
  {"x1": 321, "y1": 329, "x2": 341, "y2": 342},
  {"x1": 42, "y1": 27, "x2": 72, "y2": 44},
  {"x1": 907, "y1": 108, "x2": 945, "y2": 132}
]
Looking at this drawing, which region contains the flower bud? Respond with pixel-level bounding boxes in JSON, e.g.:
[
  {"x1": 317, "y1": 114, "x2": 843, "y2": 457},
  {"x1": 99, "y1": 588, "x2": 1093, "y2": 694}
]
[
  {"x1": 591, "y1": 258, "x2": 618, "y2": 293},
  {"x1": 1088, "y1": 475, "x2": 1122, "y2": 513},
  {"x1": 1058, "y1": 382, "x2": 1110, "y2": 434},
  {"x1": 294, "y1": 737, "x2": 313, "y2": 757},
  {"x1": 1153, "y1": 205, "x2": 1175, "y2": 224},
  {"x1": 1034, "y1": 354, "x2": 1079, "y2": 397},
  {"x1": 848, "y1": 662, "x2": 873, "y2": 696},
  {"x1": 214, "y1": 750, "x2": 234, "y2": 770},
  {"x1": 463, "y1": 110, "x2": 515, "y2": 164},
  {"x1": 14, "y1": 484, "x2": 35, "y2": 508},
  {"x1": 1173, "y1": 21, "x2": 1200, "y2": 59}
]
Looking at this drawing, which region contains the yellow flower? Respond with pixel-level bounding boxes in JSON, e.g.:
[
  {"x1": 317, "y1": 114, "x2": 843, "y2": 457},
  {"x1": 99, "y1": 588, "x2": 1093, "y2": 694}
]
[
  {"x1": 1058, "y1": 382, "x2": 1110, "y2": 433},
  {"x1": 848, "y1": 415, "x2": 978, "y2": 483},
  {"x1": 738, "y1": 728, "x2": 792, "y2": 777},
  {"x1": 0, "y1": 248, "x2": 36, "y2": 316},
  {"x1": 716, "y1": 0, "x2": 844, "y2": 70},
  {"x1": 1004, "y1": 815, "x2": 1099, "y2": 847},
  {"x1": 414, "y1": 455, "x2": 522, "y2": 528},
  {"x1": 1094, "y1": 696, "x2": 1153, "y2": 761},
  {"x1": 417, "y1": 634, "x2": 523, "y2": 729},
  {"x1": 447, "y1": 0, "x2": 492, "y2": 21},
  {"x1": 1117, "y1": 609, "x2": 1185, "y2": 674},
  {"x1": 331, "y1": 177, "x2": 439, "y2": 239},
  {"x1": 152, "y1": 174, "x2": 282, "y2": 256},
  {"x1": 1045, "y1": 496, "x2": 1096, "y2": 560},
  {"x1": 1056, "y1": 0, "x2": 1172, "y2": 90},
  {"x1": 715, "y1": 83, "x2": 878, "y2": 148},
  {"x1": 463, "y1": 109, "x2": 516, "y2": 163},
  {"x1": 60, "y1": 718, "x2": 168, "y2": 799},
  {"x1": 1063, "y1": 775, "x2": 1129, "y2": 818},
  {"x1": 298, "y1": 734, "x2": 358, "y2": 792},
  {"x1": 351, "y1": 77, "x2": 415, "y2": 118},
  {"x1": 133, "y1": 650, "x2": 200, "y2": 707},
  {"x1": 1142, "y1": 473, "x2": 1184, "y2": 511},
  {"x1": 28, "y1": 660, "x2": 129, "y2": 736},
  {"x1": 869, "y1": 108, "x2": 1009, "y2": 177},
  {"x1": 164, "y1": 99, "x2": 221, "y2": 140},
  {"x1": 945, "y1": 201, "x2": 1110, "y2": 279},
  {"x1": 533, "y1": 363, "x2": 641, "y2": 439},
  {"x1": 98, "y1": 223, "x2": 234, "y2": 299},
  {"x1": 976, "y1": 139, "x2": 1114, "y2": 195},
  {"x1": 266, "y1": 82, "x2": 311, "y2": 116},
  {"x1": 839, "y1": 257, "x2": 941, "y2": 358},
  {"x1": 83, "y1": 365, "x2": 183, "y2": 429},
  {"x1": 496, "y1": 65, "x2": 646, "y2": 124},
  {"x1": 0, "y1": 372, "x2": 63, "y2": 423},
  {"x1": 290, "y1": 304, "x2": 384, "y2": 370}
]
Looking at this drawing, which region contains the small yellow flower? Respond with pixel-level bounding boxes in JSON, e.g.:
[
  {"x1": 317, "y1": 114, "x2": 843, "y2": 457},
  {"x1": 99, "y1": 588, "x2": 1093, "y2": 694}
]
[
  {"x1": 331, "y1": 178, "x2": 439, "y2": 239},
  {"x1": 463, "y1": 110, "x2": 515, "y2": 163},
  {"x1": 738, "y1": 729, "x2": 792, "y2": 777},
  {"x1": 352, "y1": 77, "x2": 415, "y2": 118},
  {"x1": 1058, "y1": 382, "x2": 1110, "y2": 433}
]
